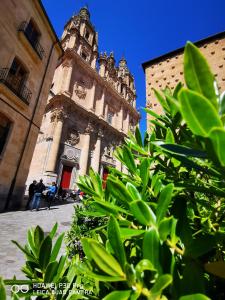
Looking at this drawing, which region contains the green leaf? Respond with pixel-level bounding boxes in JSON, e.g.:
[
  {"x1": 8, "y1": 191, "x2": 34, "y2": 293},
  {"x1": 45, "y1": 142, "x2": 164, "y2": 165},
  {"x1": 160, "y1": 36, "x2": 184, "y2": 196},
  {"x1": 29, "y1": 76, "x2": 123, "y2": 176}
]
[
  {"x1": 153, "y1": 141, "x2": 207, "y2": 158},
  {"x1": 173, "y1": 82, "x2": 183, "y2": 98},
  {"x1": 219, "y1": 91, "x2": 225, "y2": 115},
  {"x1": 126, "y1": 182, "x2": 142, "y2": 201},
  {"x1": 166, "y1": 128, "x2": 175, "y2": 143},
  {"x1": 103, "y1": 290, "x2": 131, "y2": 300},
  {"x1": 184, "y1": 41, "x2": 217, "y2": 108},
  {"x1": 50, "y1": 232, "x2": 64, "y2": 262},
  {"x1": 143, "y1": 228, "x2": 162, "y2": 274},
  {"x1": 178, "y1": 88, "x2": 222, "y2": 137},
  {"x1": 53, "y1": 254, "x2": 67, "y2": 282},
  {"x1": 185, "y1": 235, "x2": 217, "y2": 259},
  {"x1": 107, "y1": 176, "x2": 132, "y2": 206},
  {"x1": 209, "y1": 127, "x2": 225, "y2": 166},
  {"x1": 135, "y1": 259, "x2": 155, "y2": 274},
  {"x1": 49, "y1": 223, "x2": 58, "y2": 239},
  {"x1": 39, "y1": 236, "x2": 52, "y2": 270},
  {"x1": 108, "y1": 216, "x2": 126, "y2": 269},
  {"x1": 158, "y1": 217, "x2": 174, "y2": 241},
  {"x1": 139, "y1": 158, "x2": 150, "y2": 191},
  {"x1": 156, "y1": 183, "x2": 174, "y2": 224},
  {"x1": 91, "y1": 201, "x2": 130, "y2": 216},
  {"x1": 0, "y1": 277, "x2": 6, "y2": 300},
  {"x1": 27, "y1": 228, "x2": 38, "y2": 257},
  {"x1": 153, "y1": 89, "x2": 170, "y2": 112},
  {"x1": 120, "y1": 228, "x2": 146, "y2": 239},
  {"x1": 150, "y1": 274, "x2": 172, "y2": 296},
  {"x1": 135, "y1": 126, "x2": 143, "y2": 147},
  {"x1": 12, "y1": 240, "x2": 36, "y2": 262},
  {"x1": 179, "y1": 294, "x2": 211, "y2": 300},
  {"x1": 44, "y1": 261, "x2": 58, "y2": 282},
  {"x1": 123, "y1": 146, "x2": 137, "y2": 173},
  {"x1": 130, "y1": 200, "x2": 156, "y2": 226},
  {"x1": 81, "y1": 238, "x2": 125, "y2": 277},
  {"x1": 34, "y1": 225, "x2": 44, "y2": 248},
  {"x1": 204, "y1": 261, "x2": 225, "y2": 279}
]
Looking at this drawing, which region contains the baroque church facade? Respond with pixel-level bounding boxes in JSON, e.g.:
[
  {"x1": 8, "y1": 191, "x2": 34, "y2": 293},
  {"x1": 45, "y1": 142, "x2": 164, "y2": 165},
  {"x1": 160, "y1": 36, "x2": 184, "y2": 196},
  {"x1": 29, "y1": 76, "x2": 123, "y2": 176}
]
[{"x1": 27, "y1": 7, "x2": 139, "y2": 190}]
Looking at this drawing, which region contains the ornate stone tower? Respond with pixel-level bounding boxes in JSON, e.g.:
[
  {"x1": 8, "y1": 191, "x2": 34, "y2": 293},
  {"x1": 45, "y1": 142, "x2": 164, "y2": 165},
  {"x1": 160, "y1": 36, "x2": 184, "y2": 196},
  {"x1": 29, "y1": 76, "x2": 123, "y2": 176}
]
[
  {"x1": 26, "y1": 6, "x2": 140, "y2": 190},
  {"x1": 61, "y1": 6, "x2": 98, "y2": 69}
]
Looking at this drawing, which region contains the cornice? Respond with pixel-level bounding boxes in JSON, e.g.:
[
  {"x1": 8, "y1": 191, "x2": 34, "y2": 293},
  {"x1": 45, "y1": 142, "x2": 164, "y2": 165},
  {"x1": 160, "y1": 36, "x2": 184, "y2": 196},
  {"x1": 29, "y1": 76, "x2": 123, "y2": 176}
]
[{"x1": 46, "y1": 94, "x2": 127, "y2": 138}]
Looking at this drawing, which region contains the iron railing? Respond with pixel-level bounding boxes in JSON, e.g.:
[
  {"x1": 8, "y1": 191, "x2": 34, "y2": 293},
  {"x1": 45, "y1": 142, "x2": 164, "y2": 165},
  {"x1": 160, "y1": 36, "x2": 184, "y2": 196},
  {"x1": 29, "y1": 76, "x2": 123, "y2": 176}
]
[
  {"x1": 0, "y1": 68, "x2": 32, "y2": 104},
  {"x1": 18, "y1": 22, "x2": 45, "y2": 59}
]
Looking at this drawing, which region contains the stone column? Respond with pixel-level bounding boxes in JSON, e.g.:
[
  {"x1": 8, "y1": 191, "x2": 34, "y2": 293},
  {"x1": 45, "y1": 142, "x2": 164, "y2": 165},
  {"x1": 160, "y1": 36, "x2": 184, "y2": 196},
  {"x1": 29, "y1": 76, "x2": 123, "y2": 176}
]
[
  {"x1": 79, "y1": 123, "x2": 93, "y2": 176},
  {"x1": 62, "y1": 61, "x2": 73, "y2": 95},
  {"x1": 124, "y1": 109, "x2": 130, "y2": 134},
  {"x1": 118, "y1": 105, "x2": 124, "y2": 131},
  {"x1": 89, "y1": 79, "x2": 96, "y2": 110},
  {"x1": 105, "y1": 102, "x2": 109, "y2": 120},
  {"x1": 68, "y1": 33, "x2": 78, "y2": 49},
  {"x1": 91, "y1": 129, "x2": 103, "y2": 172},
  {"x1": 45, "y1": 109, "x2": 66, "y2": 174},
  {"x1": 99, "y1": 87, "x2": 105, "y2": 117}
]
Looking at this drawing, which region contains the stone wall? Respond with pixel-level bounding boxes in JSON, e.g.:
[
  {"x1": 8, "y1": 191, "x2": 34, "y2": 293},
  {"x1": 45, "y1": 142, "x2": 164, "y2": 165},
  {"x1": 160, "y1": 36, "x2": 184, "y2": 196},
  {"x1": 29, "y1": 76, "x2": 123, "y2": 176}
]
[{"x1": 144, "y1": 33, "x2": 225, "y2": 129}]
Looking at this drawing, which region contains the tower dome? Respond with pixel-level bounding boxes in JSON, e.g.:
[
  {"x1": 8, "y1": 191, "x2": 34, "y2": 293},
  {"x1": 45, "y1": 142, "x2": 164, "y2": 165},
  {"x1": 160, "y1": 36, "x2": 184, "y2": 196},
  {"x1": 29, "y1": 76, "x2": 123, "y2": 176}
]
[{"x1": 79, "y1": 6, "x2": 90, "y2": 20}]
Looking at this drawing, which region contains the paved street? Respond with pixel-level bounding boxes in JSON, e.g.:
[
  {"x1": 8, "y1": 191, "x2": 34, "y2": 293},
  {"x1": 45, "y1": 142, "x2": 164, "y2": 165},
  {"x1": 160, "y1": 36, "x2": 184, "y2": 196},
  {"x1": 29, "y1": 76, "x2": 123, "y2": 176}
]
[{"x1": 0, "y1": 203, "x2": 75, "y2": 280}]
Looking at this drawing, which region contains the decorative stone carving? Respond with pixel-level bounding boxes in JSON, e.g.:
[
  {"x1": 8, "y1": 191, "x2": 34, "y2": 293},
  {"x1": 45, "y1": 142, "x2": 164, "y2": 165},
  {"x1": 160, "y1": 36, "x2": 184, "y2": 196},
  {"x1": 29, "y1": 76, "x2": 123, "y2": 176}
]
[
  {"x1": 50, "y1": 109, "x2": 67, "y2": 123},
  {"x1": 61, "y1": 145, "x2": 81, "y2": 162},
  {"x1": 97, "y1": 128, "x2": 104, "y2": 138},
  {"x1": 66, "y1": 129, "x2": 80, "y2": 146},
  {"x1": 74, "y1": 82, "x2": 87, "y2": 99},
  {"x1": 84, "y1": 122, "x2": 94, "y2": 134}
]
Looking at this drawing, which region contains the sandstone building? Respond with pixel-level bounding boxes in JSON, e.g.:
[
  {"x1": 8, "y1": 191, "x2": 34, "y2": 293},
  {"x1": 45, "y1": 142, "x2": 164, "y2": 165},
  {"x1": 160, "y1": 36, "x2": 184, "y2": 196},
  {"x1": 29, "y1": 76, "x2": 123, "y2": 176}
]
[
  {"x1": 0, "y1": 0, "x2": 63, "y2": 211},
  {"x1": 142, "y1": 31, "x2": 225, "y2": 129},
  {"x1": 27, "y1": 7, "x2": 139, "y2": 190}
]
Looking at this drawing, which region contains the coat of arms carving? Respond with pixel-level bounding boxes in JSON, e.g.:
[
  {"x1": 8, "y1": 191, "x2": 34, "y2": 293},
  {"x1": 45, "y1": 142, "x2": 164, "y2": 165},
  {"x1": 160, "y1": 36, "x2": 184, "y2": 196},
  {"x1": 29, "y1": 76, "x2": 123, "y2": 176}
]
[
  {"x1": 74, "y1": 82, "x2": 87, "y2": 100},
  {"x1": 66, "y1": 129, "x2": 80, "y2": 146}
]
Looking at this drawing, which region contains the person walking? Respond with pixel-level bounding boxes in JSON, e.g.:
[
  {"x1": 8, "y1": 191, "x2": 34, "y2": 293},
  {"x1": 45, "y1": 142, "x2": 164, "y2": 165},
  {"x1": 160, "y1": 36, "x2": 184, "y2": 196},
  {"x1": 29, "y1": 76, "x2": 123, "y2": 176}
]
[
  {"x1": 30, "y1": 179, "x2": 46, "y2": 211},
  {"x1": 46, "y1": 182, "x2": 57, "y2": 210},
  {"x1": 26, "y1": 180, "x2": 37, "y2": 210}
]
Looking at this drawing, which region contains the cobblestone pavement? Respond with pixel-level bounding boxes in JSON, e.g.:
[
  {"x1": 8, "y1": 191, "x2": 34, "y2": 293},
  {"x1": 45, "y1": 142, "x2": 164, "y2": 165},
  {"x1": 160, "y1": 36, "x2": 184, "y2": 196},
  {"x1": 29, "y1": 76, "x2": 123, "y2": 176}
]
[{"x1": 0, "y1": 203, "x2": 75, "y2": 280}]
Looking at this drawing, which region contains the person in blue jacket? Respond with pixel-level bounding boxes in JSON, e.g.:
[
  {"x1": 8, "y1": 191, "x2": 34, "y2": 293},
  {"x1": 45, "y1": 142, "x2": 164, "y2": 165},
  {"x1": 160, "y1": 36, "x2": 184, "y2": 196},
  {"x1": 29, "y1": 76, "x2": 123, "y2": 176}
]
[{"x1": 46, "y1": 182, "x2": 57, "y2": 210}]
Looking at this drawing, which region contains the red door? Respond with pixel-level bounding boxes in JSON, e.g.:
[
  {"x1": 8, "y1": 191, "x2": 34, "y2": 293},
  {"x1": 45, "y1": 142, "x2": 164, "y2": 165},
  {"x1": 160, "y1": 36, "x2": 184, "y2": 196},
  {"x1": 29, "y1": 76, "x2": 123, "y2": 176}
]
[{"x1": 60, "y1": 166, "x2": 73, "y2": 189}]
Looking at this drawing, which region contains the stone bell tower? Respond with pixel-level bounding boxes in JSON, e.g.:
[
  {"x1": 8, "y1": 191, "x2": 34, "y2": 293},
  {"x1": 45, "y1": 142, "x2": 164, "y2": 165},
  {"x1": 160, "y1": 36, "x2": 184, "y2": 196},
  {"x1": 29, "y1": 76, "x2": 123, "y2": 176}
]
[{"x1": 61, "y1": 6, "x2": 98, "y2": 69}]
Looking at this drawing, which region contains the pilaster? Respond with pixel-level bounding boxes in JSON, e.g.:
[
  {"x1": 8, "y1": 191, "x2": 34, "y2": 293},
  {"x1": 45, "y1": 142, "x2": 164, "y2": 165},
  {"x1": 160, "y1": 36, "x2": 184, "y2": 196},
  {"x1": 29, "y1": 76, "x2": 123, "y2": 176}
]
[
  {"x1": 79, "y1": 122, "x2": 93, "y2": 176},
  {"x1": 45, "y1": 109, "x2": 67, "y2": 174}
]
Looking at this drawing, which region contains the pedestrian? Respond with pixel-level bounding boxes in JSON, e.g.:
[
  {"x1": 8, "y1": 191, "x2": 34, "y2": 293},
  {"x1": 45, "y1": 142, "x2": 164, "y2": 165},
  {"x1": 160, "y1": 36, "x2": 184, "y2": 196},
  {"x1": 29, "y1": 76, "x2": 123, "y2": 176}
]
[
  {"x1": 26, "y1": 180, "x2": 37, "y2": 210},
  {"x1": 46, "y1": 182, "x2": 57, "y2": 210},
  {"x1": 30, "y1": 179, "x2": 46, "y2": 211}
]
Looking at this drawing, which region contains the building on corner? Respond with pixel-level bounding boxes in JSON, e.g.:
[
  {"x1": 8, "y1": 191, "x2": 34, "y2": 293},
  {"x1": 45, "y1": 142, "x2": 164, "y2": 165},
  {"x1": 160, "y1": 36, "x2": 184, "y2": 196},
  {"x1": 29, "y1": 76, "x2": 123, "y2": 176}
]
[
  {"x1": 26, "y1": 7, "x2": 140, "y2": 190},
  {"x1": 142, "y1": 31, "x2": 225, "y2": 130},
  {"x1": 0, "y1": 0, "x2": 63, "y2": 211}
]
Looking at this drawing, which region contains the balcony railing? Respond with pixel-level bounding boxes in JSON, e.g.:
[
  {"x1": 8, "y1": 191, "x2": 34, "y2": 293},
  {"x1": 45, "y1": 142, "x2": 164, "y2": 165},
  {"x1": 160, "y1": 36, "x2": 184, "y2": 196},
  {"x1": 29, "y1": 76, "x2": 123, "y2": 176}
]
[
  {"x1": 0, "y1": 68, "x2": 32, "y2": 104},
  {"x1": 18, "y1": 22, "x2": 45, "y2": 59}
]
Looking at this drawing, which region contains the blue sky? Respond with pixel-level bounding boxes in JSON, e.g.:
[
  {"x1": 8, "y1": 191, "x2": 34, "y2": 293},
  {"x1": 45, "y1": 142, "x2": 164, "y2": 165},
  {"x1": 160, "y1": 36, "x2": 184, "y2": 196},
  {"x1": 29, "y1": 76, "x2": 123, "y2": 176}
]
[{"x1": 42, "y1": 0, "x2": 225, "y2": 134}]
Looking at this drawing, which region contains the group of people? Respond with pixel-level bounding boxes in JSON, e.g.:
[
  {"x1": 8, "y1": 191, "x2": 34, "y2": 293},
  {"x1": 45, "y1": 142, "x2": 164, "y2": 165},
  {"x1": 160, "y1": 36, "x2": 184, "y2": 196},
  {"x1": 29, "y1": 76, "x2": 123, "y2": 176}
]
[{"x1": 26, "y1": 179, "x2": 57, "y2": 211}]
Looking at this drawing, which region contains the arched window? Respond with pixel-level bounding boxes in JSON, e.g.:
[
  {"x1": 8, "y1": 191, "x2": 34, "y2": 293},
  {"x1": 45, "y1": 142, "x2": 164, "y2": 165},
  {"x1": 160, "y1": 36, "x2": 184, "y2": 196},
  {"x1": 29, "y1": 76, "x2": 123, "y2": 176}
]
[{"x1": 0, "y1": 113, "x2": 11, "y2": 156}]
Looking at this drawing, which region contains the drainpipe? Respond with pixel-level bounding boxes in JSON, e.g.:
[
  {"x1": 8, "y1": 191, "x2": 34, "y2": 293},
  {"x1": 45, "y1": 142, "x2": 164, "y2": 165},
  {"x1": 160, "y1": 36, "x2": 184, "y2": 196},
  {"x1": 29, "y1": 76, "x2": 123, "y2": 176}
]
[{"x1": 4, "y1": 41, "x2": 61, "y2": 211}]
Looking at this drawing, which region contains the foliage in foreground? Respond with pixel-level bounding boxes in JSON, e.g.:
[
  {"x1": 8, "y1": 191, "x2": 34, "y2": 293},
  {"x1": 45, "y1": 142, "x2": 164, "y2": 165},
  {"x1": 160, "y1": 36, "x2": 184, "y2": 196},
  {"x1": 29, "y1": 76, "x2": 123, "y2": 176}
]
[
  {"x1": 2, "y1": 42, "x2": 225, "y2": 299},
  {"x1": 67, "y1": 42, "x2": 225, "y2": 299}
]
